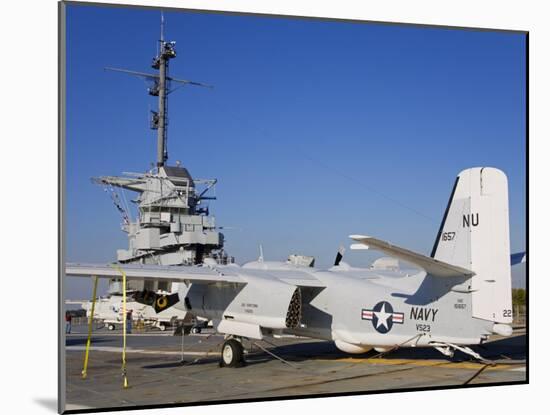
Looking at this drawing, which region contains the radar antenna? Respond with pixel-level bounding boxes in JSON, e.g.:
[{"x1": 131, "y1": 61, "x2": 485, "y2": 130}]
[{"x1": 105, "y1": 11, "x2": 212, "y2": 168}]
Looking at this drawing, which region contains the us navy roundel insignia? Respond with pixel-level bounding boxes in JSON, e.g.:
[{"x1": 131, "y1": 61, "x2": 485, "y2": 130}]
[{"x1": 361, "y1": 301, "x2": 404, "y2": 334}]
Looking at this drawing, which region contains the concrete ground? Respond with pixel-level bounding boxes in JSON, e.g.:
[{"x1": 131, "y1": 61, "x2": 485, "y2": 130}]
[{"x1": 64, "y1": 324, "x2": 526, "y2": 412}]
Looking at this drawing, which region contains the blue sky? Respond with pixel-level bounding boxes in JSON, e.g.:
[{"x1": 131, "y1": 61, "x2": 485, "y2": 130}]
[{"x1": 65, "y1": 4, "x2": 526, "y2": 297}]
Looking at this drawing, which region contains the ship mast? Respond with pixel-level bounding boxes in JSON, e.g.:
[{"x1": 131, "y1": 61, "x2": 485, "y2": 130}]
[
  {"x1": 154, "y1": 11, "x2": 173, "y2": 167},
  {"x1": 104, "y1": 12, "x2": 211, "y2": 169},
  {"x1": 95, "y1": 12, "x2": 229, "y2": 273}
]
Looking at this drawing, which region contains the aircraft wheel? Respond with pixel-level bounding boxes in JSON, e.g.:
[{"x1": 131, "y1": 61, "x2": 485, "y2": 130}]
[
  {"x1": 191, "y1": 327, "x2": 201, "y2": 334},
  {"x1": 220, "y1": 339, "x2": 244, "y2": 368},
  {"x1": 107, "y1": 324, "x2": 115, "y2": 331}
]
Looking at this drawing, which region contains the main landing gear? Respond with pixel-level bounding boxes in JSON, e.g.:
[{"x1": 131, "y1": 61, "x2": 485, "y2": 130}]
[{"x1": 220, "y1": 338, "x2": 245, "y2": 368}]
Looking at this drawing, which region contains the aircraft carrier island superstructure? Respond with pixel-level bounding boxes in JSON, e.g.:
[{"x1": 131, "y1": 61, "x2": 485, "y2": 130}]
[{"x1": 94, "y1": 18, "x2": 232, "y2": 292}]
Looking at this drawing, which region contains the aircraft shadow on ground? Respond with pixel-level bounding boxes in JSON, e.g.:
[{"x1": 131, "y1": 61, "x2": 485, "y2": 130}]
[
  {"x1": 139, "y1": 361, "x2": 189, "y2": 369},
  {"x1": 243, "y1": 334, "x2": 526, "y2": 367},
  {"x1": 472, "y1": 334, "x2": 526, "y2": 360},
  {"x1": 138, "y1": 334, "x2": 526, "y2": 370},
  {"x1": 266, "y1": 334, "x2": 526, "y2": 364},
  {"x1": 141, "y1": 357, "x2": 220, "y2": 369}
]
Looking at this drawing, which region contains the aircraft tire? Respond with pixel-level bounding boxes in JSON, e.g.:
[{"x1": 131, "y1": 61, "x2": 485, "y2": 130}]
[{"x1": 220, "y1": 339, "x2": 244, "y2": 368}]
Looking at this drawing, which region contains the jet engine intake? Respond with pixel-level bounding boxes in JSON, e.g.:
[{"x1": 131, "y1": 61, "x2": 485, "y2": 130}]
[
  {"x1": 134, "y1": 290, "x2": 180, "y2": 313},
  {"x1": 285, "y1": 288, "x2": 302, "y2": 328},
  {"x1": 194, "y1": 277, "x2": 303, "y2": 329}
]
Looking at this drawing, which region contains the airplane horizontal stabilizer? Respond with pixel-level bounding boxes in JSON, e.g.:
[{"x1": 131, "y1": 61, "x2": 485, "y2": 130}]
[{"x1": 349, "y1": 235, "x2": 475, "y2": 278}]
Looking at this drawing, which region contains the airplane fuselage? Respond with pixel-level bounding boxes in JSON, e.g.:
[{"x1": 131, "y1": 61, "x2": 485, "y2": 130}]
[{"x1": 175, "y1": 264, "x2": 494, "y2": 352}]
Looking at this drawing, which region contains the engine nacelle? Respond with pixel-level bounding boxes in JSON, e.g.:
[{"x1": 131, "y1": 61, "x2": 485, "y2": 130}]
[
  {"x1": 334, "y1": 340, "x2": 372, "y2": 354},
  {"x1": 184, "y1": 276, "x2": 302, "y2": 330},
  {"x1": 133, "y1": 290, "x2": 179, "y2": 313}
]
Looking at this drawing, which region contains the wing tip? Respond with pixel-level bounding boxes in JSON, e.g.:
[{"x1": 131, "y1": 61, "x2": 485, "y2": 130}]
[{"x1": 349, "y1": 234, "x2": 370, "y2": 241}]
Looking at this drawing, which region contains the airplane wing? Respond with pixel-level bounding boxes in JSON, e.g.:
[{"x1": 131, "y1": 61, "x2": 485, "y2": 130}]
[
  {"x1": 349, "y1": 235, "x2": 475, "y2": 278},
  {"x1": 65, "y1": 263, "x2": 327, "y2": 288},
  {"x1": 65, "y1": 263, "x2": 246, "y2": 285}
]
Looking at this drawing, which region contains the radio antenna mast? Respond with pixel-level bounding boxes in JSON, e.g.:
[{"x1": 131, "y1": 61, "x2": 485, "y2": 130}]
[
  {"x1": 153, "y1": 10, "x2": 175, "y2": 167},
  {"x1": 104, "y1": 11, "x2": 212, "y2": 168},
  {"x1": 160, "y1": 11, "x2": 164, "y2": 42}
]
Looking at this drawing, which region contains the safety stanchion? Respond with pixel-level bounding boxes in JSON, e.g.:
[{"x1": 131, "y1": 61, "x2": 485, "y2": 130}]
[
  {"x1": 114, "y1": 265, "x2": 130, "y2": 389},
  {"x1": 81, "y1": 275, "x2": 99, "y2": 379}
]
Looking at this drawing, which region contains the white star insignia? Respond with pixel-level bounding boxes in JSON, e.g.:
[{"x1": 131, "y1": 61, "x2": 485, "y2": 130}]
[{"x1": 374, "y1": 303, "x2": 392, "y2": 329}]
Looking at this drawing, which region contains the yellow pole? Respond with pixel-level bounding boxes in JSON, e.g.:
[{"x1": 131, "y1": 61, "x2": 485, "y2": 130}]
[
  {"x1": 117, "y1": 266, "x2": 129, "y2": 389},
  {"x1": 81, "y1": 275, "x2": 99, "y2": 379}
]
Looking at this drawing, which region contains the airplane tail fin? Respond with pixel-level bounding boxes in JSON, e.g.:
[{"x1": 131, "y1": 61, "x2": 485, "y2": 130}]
[{"x1": 431, "y1": 167, "x2": 512, "y2": 323}]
